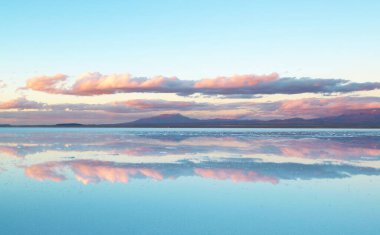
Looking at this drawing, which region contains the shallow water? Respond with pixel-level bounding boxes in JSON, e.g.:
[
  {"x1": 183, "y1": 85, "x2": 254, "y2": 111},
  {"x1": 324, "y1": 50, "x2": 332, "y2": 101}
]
[{"x1": 1, "y1": 128, "x2": 380, "y2": 235}]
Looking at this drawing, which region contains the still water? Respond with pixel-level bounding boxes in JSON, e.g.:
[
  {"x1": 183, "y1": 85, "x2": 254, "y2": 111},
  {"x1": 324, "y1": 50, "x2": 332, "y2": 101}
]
[{"x1": 1, "y1": 128, "x2": 380, "y2": 235}]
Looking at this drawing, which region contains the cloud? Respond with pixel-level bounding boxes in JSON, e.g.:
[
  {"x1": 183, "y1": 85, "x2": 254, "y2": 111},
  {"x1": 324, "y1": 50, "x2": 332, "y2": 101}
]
[
  {"x1": 25, "y1": 74, "x2": 68, "y2": 94},
  {"x1": 193, "y1": 73, "x2": 278, "y2": 89},
  {"x1": 70, "y1": 72, "x2": 194, "y2": 95},
  {"x1": 273, "y1": 96, "x2": 380, "y2": 118},
  {"x1": 49, "y1": 99, "x2": 213, "y2": 114},
  {"x1": 0, "y1": 97, "x2": 45, "y2": 110},
  {"x1": 24, "y1": 72, "x2": 380, "y2": 96},
  {"x1": 0, "y1": 98, "x2": 211, "y2": 112}
]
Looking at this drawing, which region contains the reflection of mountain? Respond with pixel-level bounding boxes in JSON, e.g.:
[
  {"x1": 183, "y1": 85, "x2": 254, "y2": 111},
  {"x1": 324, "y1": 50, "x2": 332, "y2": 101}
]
[
  {"x1": 25, "y1": 159, "x2": 380, "y2": 185},
  {"x1": 1, "y1": 130, "x2": 380, "y2": 161},
  {"x1": 0, "y1": 129, "x2": 377, "y2": 185}
]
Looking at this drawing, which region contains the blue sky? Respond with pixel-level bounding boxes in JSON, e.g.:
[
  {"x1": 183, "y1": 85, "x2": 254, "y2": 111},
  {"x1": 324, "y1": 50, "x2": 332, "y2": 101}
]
[{"x1": 1, "y1": 0, "x2": 379, "y2": 82}]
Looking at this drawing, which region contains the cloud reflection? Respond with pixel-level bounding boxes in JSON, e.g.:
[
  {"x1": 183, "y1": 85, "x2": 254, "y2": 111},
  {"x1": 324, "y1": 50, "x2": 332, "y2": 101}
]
[
  {"x1": 0, "y1": 129, "x2": 379, "y2": 185},
  {"x1": 194, "y1": 168, "x2": 279, "y2": 184},
  {"x1": 24, "y1": 158, "x2": 380, "y2": 185}
]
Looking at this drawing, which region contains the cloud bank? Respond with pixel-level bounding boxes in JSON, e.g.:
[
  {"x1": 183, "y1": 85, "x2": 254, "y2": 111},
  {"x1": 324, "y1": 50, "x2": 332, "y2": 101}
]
[
  {"x1": 0, "y1": 98, "x2": 45, "y2": 110},
  {"x1": 24, "y1": 72, "x2": 380, "y2": 96}
]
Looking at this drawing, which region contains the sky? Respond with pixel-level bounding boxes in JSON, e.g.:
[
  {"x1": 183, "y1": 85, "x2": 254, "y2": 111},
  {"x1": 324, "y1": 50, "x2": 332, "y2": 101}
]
[{"x1": 0, "y1": 0, "x2": 380, "y2": 124}]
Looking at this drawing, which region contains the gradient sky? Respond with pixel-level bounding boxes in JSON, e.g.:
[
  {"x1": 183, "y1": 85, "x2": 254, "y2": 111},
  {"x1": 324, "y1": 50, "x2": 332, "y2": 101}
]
[{"x1": 1, "y1": 0, "x2": 380, "y2": 124}]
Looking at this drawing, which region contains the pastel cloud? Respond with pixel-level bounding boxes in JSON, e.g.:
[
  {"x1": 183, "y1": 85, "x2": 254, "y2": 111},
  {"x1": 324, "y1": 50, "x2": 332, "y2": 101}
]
[
  {"x1": 274, "y1": 96, "x2": 380, "y2": 118},
  {"x1": 194, "y1": 73, "x2": 278, "y2": 89},
  {"x1": 51, "y1": 100, "x2": 213, "y2": 118},
  {"x1": 24, "y1": 72, "x2": 380, "y2": 96},
  {"x1": 0, "y1": 97, "x2": 45, "y2": 110},
  {"x1": 70, "y1": 72, "x2": 193, "y2": 95},
  {"x1": 0, "y1": 98, "x2": 209, "y2": 113},
  {"x1": 26, "y1": 74, "x2": 68, "y2": 94}
]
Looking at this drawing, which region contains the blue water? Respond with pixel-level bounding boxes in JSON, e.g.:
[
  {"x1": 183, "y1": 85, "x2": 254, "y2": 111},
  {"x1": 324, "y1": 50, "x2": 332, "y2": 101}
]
[{"x1": 1, "y1": 128, "x2": 380, "y2": 235}]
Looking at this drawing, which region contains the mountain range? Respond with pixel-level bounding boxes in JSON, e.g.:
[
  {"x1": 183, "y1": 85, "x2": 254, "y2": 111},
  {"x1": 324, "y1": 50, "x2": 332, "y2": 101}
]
[{"x1": 2, "y1": 109, "x2": 380, "y2": 128}]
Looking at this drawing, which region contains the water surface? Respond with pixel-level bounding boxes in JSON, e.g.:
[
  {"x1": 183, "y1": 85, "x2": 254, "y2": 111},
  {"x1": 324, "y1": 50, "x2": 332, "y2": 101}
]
[{"x1": 1, "y1": 128, "x2": 380, "y2": 234}]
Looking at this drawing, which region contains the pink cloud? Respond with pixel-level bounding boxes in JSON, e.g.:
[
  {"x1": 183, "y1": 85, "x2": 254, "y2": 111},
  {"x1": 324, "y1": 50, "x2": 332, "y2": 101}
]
[
  {"x1": 26, "y1": 74, "x2": 68, "y2": 94},
  {"x1": 24, "y1": 72, "x2": 380, "y2": 96},
  {"x1": 0, "y1": 98, "x2": 45, "y2": 110},
  {"x1": 25, "y1": 72, "x2": 190, "y2": 95},
  {"x1": 194, "y1": 73, "x2": 278, "y2": 89},
  {"x1": 277, "y1": 97, "x2": 380, "y2": 118},
  {"x1": 71, "y1": 73, "x2": 187, "y2": 95},
  {"x1": 119, "y1": 99, "x2": 196, "y2": 110}
]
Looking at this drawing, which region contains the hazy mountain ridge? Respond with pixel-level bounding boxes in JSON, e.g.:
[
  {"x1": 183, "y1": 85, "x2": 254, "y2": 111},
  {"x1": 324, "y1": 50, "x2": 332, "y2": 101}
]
[
  {"x1": 2, "y1": 110, "x2": 380, "y2": 128},
  {"x1": 110, "y1": 110, "x2": 380, "y2": 128}
]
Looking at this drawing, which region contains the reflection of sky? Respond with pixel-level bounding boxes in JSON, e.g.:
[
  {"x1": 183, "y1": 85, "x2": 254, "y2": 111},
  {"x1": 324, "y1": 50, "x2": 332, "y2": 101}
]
[
  {"x1": 1, "y1": 128, "x2": 380, "y2": 234},
  {"x1": 1, "y1": 128, "x2": 380, "y2": 184},
  {"x1": 24, "y1": 159, "x2": 380, "y2": 185}
]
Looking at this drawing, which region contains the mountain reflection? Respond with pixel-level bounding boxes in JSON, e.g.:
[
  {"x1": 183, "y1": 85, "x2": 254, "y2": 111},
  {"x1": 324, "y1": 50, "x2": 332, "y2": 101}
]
[
  {"x1": 1, "y1": 130, "x2": 380, "y2": 160},
  {"x1": 1, "y1": 129, "x2": 380, "y2": 185}
]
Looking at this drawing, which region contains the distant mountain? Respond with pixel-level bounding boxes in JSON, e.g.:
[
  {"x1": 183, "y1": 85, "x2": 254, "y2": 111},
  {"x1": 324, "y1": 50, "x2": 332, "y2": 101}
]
[
  {"x1": 2, "y1": 110, "x2": 380, "y2": 128},
  {"x1": 55, "y1": 123, "x2": 84, "y2": 127},
  {"x1": 129, "y1": 113, "x2": 199, "y2": 125},
  {"x1": 310, "y1": 109, "x2": 380, "y2": 127},
  {"x1": 109, "y1": 110, "x2": 380, "y2": 128}
]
